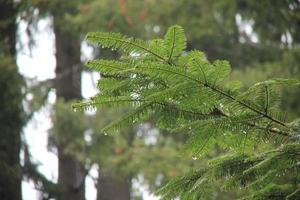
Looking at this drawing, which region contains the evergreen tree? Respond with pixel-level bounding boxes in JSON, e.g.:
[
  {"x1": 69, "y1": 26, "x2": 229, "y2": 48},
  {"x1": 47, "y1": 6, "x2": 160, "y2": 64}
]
[
  {"x1": 0, "y1": 1, "x2": 24, "y2": 199},
  {"x1": 73, "y1": 25, "x2": 300, "y2": 199},
  {"x1": 20, "y1": 1, "x2": 193, "y2": 199},
  {"x1": 16, "y1": 1, "x2": 86, "y2": 199},
  {"x1": 53, "y1": 8, "x2": 86, "y2": 200},
  {"x1": 21, "y1": 0, "x2": 300, "y2": 199}
]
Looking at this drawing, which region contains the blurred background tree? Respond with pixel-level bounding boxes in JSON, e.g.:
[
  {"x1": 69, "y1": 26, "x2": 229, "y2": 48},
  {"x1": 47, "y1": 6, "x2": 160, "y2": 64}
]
[
  {"x1": 0, "y1": 1, "x2": 25, "y2": 199},
  {"x1": 0, "y1": 0, "x2": 298, "y2": 199}
]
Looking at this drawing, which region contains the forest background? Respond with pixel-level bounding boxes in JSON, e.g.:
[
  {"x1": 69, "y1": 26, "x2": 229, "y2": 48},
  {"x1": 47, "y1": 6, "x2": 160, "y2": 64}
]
[{"x1": 0, "y1": 0, "x2": 299, "y2": 200}]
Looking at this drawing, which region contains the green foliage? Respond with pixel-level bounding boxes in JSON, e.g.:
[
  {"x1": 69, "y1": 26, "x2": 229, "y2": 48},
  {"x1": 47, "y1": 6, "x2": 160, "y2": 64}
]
[
  {"x1": 163, "y1": 25, "x2": 186, "y2": 61},
  {"x1": 157, "y1": 143, "x2": 300, "y2": 199},
  {"x1": 0, "y1": 56, "x2": 25, "y2": 199},
  {"x1": 73, "y1": 25, "x2": 300, "y2": 199}
]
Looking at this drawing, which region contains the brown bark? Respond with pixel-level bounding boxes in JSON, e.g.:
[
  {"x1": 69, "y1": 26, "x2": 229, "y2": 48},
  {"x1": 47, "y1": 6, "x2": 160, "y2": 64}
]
[
  {"x1": 53, "y1": 15, "x2": 85, "y2": 200},
  {"x1": 97, "y1": 169, "x2": 131, "y2": 200},
  {"x1": 0, "y1": 1, "x2": 22, "y2": 200}
]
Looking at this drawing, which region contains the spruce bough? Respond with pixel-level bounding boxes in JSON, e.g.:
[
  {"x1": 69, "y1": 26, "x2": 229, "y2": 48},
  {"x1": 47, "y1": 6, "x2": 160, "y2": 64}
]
[{"x1": 73, "y1": 25, "x2": 300, "y2": 199}]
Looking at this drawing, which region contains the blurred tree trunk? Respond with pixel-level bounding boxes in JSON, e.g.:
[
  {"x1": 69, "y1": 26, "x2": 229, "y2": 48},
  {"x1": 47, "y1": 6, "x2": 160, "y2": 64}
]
[
  {"x1": 97, "y1": 169, "x2": 131, "y2": 200},
  {"x1": 53, "y1": 15, "x2": 85, "y2": 200},
  {"x1": 0, "y1": 1, "x2": 23, "y2": 200}
]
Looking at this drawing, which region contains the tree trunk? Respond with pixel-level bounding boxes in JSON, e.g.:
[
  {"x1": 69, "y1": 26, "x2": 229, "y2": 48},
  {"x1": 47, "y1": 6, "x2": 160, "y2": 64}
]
[
  {"x1": 97, "y1": 169, "x2": 131, "y2": 200},
  {"x1": 53, "y1": 15, "x2": 85, "y2": 200},
  {"x1": 0, "y1": 1, "x2": 23, "y2": 199}
]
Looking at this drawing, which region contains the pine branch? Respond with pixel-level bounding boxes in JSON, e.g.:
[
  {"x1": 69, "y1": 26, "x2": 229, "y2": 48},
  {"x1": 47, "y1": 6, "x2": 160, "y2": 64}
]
[
  {"x1": 73, "y1": 24, "x2": 300, "y2": 200},
  {"x1": 134, "y1": 64, "x2": 290, "y2": 133},
  {"x1": 157, "y1": 143, "x2": 300, "y2": 199},
  {"x1": 86, "y1": 32, "x2": 168, "y2": 62},
  {"x1": 264, "y1": 85, "x2": 269, "y2": 114},
  {"x1": 164, "y1": 25, "x2": 187, "y2": 62},
  {"x1": 210, "y1": 85, "x2": 287, "y2": 127}
]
